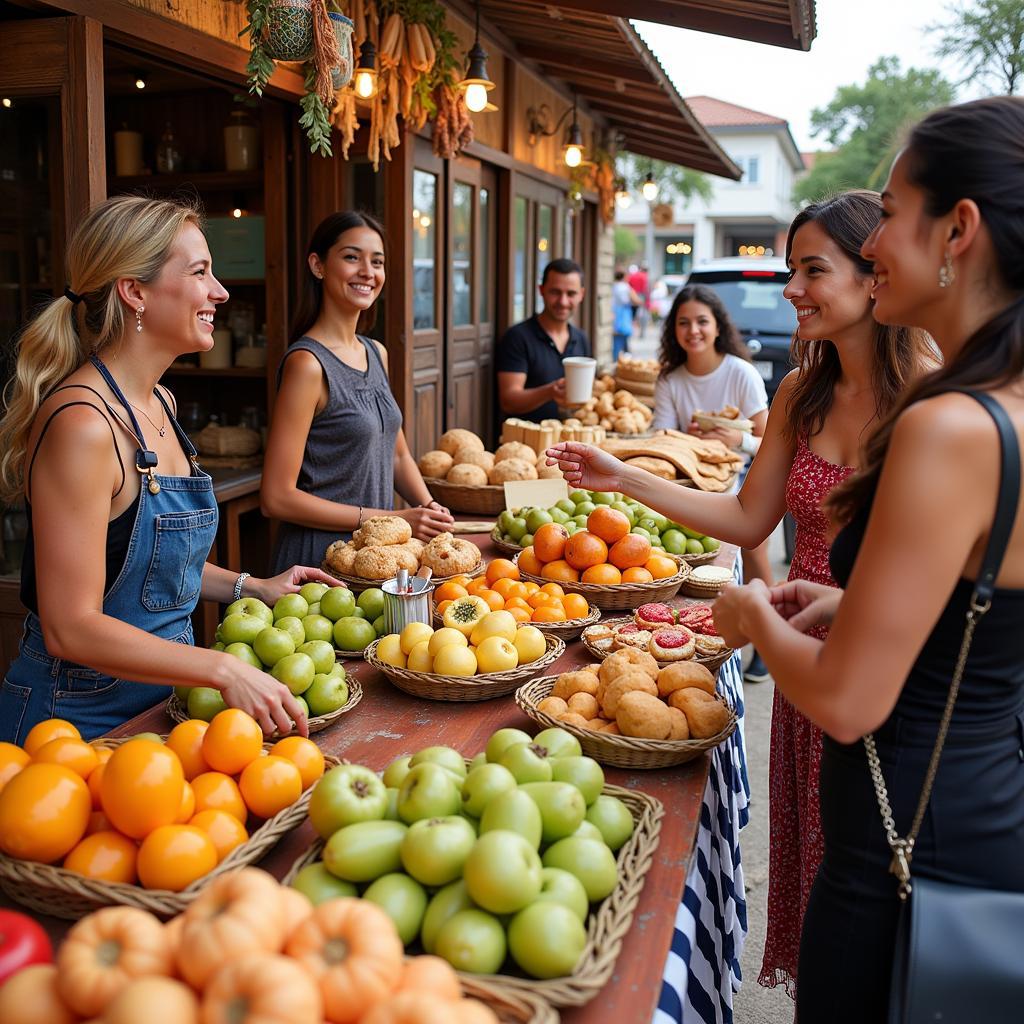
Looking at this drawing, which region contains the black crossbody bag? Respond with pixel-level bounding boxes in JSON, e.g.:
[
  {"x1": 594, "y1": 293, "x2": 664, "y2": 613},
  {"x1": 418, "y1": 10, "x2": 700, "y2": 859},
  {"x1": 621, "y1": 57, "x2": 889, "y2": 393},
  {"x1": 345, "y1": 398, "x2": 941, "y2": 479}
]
[{"x1": 862, "y1": 391, "x2": 1024, "y2": 1023}]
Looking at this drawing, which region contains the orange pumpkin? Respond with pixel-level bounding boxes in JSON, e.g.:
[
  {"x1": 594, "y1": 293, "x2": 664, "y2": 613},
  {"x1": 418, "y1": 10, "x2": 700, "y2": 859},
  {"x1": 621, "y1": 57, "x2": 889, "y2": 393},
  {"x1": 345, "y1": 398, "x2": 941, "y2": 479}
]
[
  {"x1": 100, "y1": 739, "x2": 184, "y2": 840},
  {"x1": 103, "y1": 976, "x2": 199, "y2": 1024},
  {"x1": 164, "y1": 913, "x2": 185, "y2": 971},
  {"x1": 284, "y1": 899, "x2": 404, "y2": 1024},
  {"x1": 455, "y1": 1000, "x2": 502, "y2": 1024},
  {"x1": 396, "y1": 956, "x2": 461, "y2": 1000},
  {"x1": 278, "y1": 884, "x2": 313, "y2": 940},
  {"x1": 63, "y1": 830, "x2": 138, "y2": 884},
  {"x1": 0, "y1": 762, "x2": 91, "y2": 862},
  {"x1": 56, "y1": 905, "x2": 173, "y2": 1017},
  {"x1": 201, "y1": 953, "x2": 322, "y2": 1024},
  {"x1": 360, "y1": 991, "x2": 460, "y2": 1024},
  {"x1": 177, "y1": 868, "x2": 285, "y2": 989},
  {"x1": 0, "y1": 963, "x2": 78, "y2": 1024}
]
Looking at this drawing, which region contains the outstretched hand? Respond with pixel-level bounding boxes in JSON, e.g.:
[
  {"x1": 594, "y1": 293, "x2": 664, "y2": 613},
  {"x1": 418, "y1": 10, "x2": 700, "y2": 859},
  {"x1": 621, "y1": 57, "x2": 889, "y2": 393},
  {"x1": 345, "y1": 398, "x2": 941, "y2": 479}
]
[
  {"x1": 545, "y1": 442, "x2": 626, "y2": 492},
  {"x1": 254, "y1": 565, "x2": 344, "y2": 605},
  {"x1": 712, "y1": 579, "x2": 772, "y2": 648},
  {"x1": 768, "y1": 579, "x2": 843, "y2": 633}
]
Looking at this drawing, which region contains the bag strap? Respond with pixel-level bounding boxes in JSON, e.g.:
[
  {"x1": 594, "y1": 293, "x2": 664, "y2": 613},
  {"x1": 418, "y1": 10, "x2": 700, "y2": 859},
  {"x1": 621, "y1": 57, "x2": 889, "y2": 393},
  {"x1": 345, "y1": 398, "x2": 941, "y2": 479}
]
[{"x1": 865, "y1": 389, "x2": 1021, "y2": 900}]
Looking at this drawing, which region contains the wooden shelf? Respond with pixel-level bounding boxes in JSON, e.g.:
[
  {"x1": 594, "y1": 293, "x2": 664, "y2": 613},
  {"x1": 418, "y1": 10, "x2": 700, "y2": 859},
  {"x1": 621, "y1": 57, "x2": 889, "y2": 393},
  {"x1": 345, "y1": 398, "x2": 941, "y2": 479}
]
[
  {"x1": 110, "y1": 171, "x2": 263, "y2": 192},
  {"x1": 164, "y1": 366, "x2": 266, "y2": 377}
]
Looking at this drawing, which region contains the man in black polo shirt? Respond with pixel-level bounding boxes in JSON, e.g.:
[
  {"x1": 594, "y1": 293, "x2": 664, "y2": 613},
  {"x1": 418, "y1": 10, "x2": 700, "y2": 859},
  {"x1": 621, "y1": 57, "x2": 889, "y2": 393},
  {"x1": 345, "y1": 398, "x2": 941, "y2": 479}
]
[{"x1": 496, "y1": 258, "x2": 591, "y2": 422}]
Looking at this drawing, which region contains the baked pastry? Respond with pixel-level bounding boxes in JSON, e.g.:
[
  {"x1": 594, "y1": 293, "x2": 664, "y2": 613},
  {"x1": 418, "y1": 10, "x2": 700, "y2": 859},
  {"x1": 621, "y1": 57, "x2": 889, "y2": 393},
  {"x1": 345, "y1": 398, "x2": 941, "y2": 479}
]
[
  {"x1": 677, "y1": 604, "x2": 714, "y2": 629},
  {"x1": 635, "y1": 603, "x2": 677, "y2": 630},
  {"x1": 616, "y1": 690, "x2": 673, "y2": 740},
  {"x1": 494, "y1": 441, "x2": 537, "y2": 464},
  {"x1": 418, "y1": 450, "x2": 454, "y2": 479},
  {"x1": 666, "y1": 706, "x2": 690, "y2": 740},
  {"x1": 488, "y1": 458, "x2": 538, "y2": 483},
  {"x1": 551, "y1": 670, "x2": 600, "y2": 700},
  {"x1": 690, "y1": 565, "x2": 733, "y2": 586},
  {"x1": 453, "y1": 448, "x2": 494, "y2": 472},
  {"x1": 353, "y1": 544, "x2": 418, "y2": 580},
  {"x1": 397, "y1": 538, "x2": 425, "y2": 561},
  {"x1": 626, "y1": 457, "x2": 676, "y2": 480},
  {"x1": 598, "y1": 648, "x2": 659, "y2": 687},
  {"x1": 558, "y1": 712, "x2": 591, "y2": 729},
  {"x1": 649, "y1": 627, "x2": 696, "y2": 662},
  {"x1": 668, "y1": 688, "x2": 731, "y2": 738},
  {"x1": 538, "y1": 696, "x2": 569, "y2": 717},
  {"x1": 582, "y1": 624, "x2": 616, "y2": 652},
  {"x1": 656, "y1": 662, "x2": 716, "y2": 698},
  {"x1": 612, "y1": 625, "x2": 654, "y2": 652},
  {"x1": 439, "y1": 429, "x2": 484, "y2": 456},
  {"x1": 601, "y1": 672, "x2": 659, "y2": 718},
  {"x1": 694, "y1": 634, "x2": 728, "y2": 657},
  {"x1": 446, "y1": 463, "x2": 489, "y2": 486},
  {"x1": 353, "y1": 515, "x2": 411, "y2": 550},
  {"x1": 420, "y1": 533, "x2": 481, "y2": 576},
  {"x1": 325, "y1": 539, "x2": 357, "y2": 575},
  {"x1": 598, "y1": 721, "x2": 621, "y2": 735},
  {"x1": 567, "y1": 692, "x2": 600, "y2": 719}
]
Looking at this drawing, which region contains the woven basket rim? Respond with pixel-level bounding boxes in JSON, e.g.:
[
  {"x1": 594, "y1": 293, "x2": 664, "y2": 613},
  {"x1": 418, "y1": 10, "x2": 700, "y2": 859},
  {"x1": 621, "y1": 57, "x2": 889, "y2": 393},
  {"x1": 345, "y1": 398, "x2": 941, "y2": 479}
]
[
  {"x1": 320, "y1": 559, "x2": 482, "y2": 589},
  {"x1": 283, "y1": 775, "x2": 665, "y2": 1007},
  {"x1": 513, "y1": 551, "x2": 690, "y2": 596},
  {"x1": 459, "y1": 976, "x2": 559, "y2": 1024},
  {"x1": 423, "y1": 476, "x2": 509, "y2": 515},
  {"x1": 581, "y1": 615, "x2": 733, "y2": 668},
  {"x1": 489, "y1": 526, "x2": 525, "y2": 556},
  {"x1": 679, "y1": 547, "x2": 722, "y2": 566},
  {"x1": 422, "y1": 474, "x2": 506, "y2": 496}
]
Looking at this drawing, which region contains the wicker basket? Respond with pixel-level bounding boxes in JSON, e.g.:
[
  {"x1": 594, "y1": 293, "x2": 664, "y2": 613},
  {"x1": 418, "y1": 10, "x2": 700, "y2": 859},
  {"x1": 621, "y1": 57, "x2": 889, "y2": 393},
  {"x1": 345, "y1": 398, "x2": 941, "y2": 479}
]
[
  {"x1": 459, "y1": 978, "x2": 558, "y2": 1024},
  {"x1": 423, "y1": 476, "x2": 508, "y2": 515},
  {"x1": 284, "y1": 780, "x2": 664, "y2": 1007},
  {"x1": 678, "y1": 575, "x2": 731, "y2": 599},
  {"x1": 0, "y1": 737, "x2": 335, "y2": 920},
  {"x1": 490, "y1": 526, "x2": 525, "y2": 556},
  {"x1": 581, "y1": 616, "x2": 734, "y2": 673},
  {"x1": 516, "y1": 675, "x2": 737, "y2": 769},
  {"x1": 514, "y1": 552, "x2": 690, "y2": 612},
  {"x1": 365, "y1": 634, "x2": 564, "y2": 701},
  {"x1": 321, "y1": 560, "x2": 482, "y2": 594},
  {"x1": 165, "y1": 673, "x2": 363, "y2": 738},
  {"x1": 433, "y1": 603, "x2": 601, "y2": 643},
  {"x1": 680, "y1": 548, "x2": 722, "y2": 567}
]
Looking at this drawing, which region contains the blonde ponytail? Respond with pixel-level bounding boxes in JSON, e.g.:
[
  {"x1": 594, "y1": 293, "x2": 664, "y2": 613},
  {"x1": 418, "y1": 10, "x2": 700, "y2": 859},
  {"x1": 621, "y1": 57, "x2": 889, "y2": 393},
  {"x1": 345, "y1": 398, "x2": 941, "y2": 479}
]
[{"x1": 0, "y1": 195, "x2": 202, "y2": 503}]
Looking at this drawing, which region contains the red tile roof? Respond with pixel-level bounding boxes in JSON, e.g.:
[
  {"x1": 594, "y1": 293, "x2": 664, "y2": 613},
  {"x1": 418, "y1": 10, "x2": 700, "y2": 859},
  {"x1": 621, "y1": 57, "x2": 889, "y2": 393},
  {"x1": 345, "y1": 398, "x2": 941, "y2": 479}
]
[{"x1": 684, "y1": 96, "x2": 789, "y2": 128}]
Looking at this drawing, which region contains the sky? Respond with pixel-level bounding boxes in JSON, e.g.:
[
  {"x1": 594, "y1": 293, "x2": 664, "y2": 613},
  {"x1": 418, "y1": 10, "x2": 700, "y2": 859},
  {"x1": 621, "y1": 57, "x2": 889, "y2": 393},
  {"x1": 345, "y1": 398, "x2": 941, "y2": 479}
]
[{"x1": 634, "y1": 0, "x2": 980, "y2": 152}]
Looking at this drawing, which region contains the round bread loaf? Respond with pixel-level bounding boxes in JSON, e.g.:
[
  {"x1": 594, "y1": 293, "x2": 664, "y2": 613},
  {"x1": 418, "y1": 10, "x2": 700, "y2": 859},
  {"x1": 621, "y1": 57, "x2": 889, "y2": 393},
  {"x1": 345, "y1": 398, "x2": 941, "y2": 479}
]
[
  {"x1": 446, "y1": 463, "x2": 489, "y2": 486},
  {"x1": 439, "y1": 428, "x2": 485, "y2": 456},
  {"x1": 668, "y1": 688, "x2": 731, "y2": 738},
  {"x1": 418, "y1": 449, "x2": 454, "y2": 479},
  {"x1": 616, "y1": 690, "x2": 673, "y2": 739}
]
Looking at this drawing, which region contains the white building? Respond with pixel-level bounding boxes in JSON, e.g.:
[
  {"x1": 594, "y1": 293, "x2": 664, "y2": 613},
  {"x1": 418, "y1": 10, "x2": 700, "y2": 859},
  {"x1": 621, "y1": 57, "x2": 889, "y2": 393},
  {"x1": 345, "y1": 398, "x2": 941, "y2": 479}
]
[{"x1": 618, "y1": 96, "x2": 805, "y2": 279}]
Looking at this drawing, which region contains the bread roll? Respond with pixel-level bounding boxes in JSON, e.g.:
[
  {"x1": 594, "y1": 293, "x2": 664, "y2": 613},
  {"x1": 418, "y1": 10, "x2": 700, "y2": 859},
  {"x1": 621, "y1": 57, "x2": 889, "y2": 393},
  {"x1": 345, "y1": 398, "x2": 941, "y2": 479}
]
[
  {"x1": 668, "y1": 688, "x2": 731, "y2": 739},
  {"x1": 446, "y1": 463, "x2": 489, "y2": 486},
  {"x1": 439, "y1": 429, "x2": 484, "y2": 456},
  {"x1": 616, "y1": 690, "x2": 673, "y2": 739},
  {"x1": 418, "y1": 450, "x2": 454, "y2": 479},
  {"x1": 656, "y1": 662, "x2": 716, "y2": 698},
  {"x1": 567, "y1": 692, "x2": 600, "y2": 720},
  {"x1": 601, "y1": 671, "x2": 658, "y2": 718}
]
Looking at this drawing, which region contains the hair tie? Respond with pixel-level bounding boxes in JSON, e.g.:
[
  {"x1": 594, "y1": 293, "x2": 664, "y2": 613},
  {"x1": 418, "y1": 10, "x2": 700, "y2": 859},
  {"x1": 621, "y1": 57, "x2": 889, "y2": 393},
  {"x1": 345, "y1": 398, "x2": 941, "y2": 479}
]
[{"x1": 63, "y1": 286, "x2": 83, "y2": 306}]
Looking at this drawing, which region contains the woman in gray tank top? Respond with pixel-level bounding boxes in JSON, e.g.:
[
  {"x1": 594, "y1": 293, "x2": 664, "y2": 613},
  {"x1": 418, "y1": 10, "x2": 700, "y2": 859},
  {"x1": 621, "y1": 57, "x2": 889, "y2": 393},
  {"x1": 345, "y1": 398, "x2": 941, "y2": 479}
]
[{"x1": 262, "y1": 212, "x2": 453, "y2": 574}]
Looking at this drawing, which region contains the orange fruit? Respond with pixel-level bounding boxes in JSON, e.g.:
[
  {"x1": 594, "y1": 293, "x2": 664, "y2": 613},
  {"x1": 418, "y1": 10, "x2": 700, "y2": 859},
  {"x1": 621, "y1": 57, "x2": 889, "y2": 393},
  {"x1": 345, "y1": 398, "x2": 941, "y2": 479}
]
[
  {"x1": 622, "y1": 566, "x2": 655, "y2": 584},
  {"x1": 532, "y1": 605, "x2": 568, "y2": 623},
  {"x1": 31, "y1": 736, "x2": 100, "y2": 780},
  {"x1": 527, "y1": 591, "x2": 557, "y2": 609},
  {"x1": 137, "y1": 824, "x2": 218, "y2": 891},
  {"x1": 517, "y1": 547, "x2": 543, "y2": 577},
  {"x1": 238, "y1": 755, "x2": 303, "y2": 819},
  {"x1": 201, "y1": 709, "x2": 263, "y2": 776},
  {"x1": 92, "y1": 745, "x2": 113, "y2": 766},
  {"x1": 587, "y1": 507, "x2": 631, "y2": 544},
  {"x1": 0, "y1": 742, "x2": 29, "y2": 794},
  {"x1": 436, "y1": 599, "x2": 453, "y2": 616},
  {"x1": 645, "y1": 553, "x2": 679, "y2": 580},
  {"x1": 609, "y1": 533, "x2": 653, "y2": 569},
  {"x1": 485, "y1": 558, "x2": 520, "y2": 585},
  {"x1": 505, "y1": 596, "x2": 532, "y2": 613},
  {"x1": 540, "y1": 560, "x2": 580, "y2": 583},
  {"x1": 565, "y1": 531, "x2": 609, "y2": 571},
  {"x1": 191, "y1": 771, "x2": 248, "y2": 823},
  {"x1": 0, "y1": 762, "x2": 91, "y2": 862},
  {"x1": 490, "y1": 578, "x2": 520, "y2": 600},
  {"x1": 522, "y1": 581, "x2": 541, "y2": 596},
  {"x1": 87, "y1": 761, "x2": 107, "y2": 809},
  {"x1": 175, "y1": 781, "x2": 196, "y2": 823},
  {"x1": 539, "y1": 582, "x2": 566, "y2": 599},
  {"x1": 533, "y1": 523, "x2": 570, "y2": 564},
  {"x1": 581, "y1": 563, "x2": 622, "y2": 585},
  {"x1": 434, "y1": 580, "x2": 468, "y2": 604},
  {"x1": 23, "y1": 718, "x2": 80, "y2": 757},
  {"x1": 100, "y1": 739, "x2": 185, "y2": 840},
  {"x1": 270, "y1": 736, "x2": 325, "y2": 789},
  {"x1": 63, "y1": 830, "x2": 138, "y2": 884},
  {"x1": 166, "y1": 719, "x2": 210, "y2": 781},
  {"x1": 84, "y1": 809, "x2": 113, "y2": 836},
  {"x1": 189, "y1": 808, "x2": 249, "y2": 863},
  {"x1": 466, "y1": 576, "x2": 492, "y2": 596},
  {"x1": 562, "y1": 593, "x2": 590, "y2": 619},
  {"x1": 448, "y1": 575, "x2": 471, "y2": 588},
  {"x1": 477, "y1": 588, "x2": 505, "y2": 612},
  {"x1": 507, "y1": 605, "x2": 532, "y2": 624}
]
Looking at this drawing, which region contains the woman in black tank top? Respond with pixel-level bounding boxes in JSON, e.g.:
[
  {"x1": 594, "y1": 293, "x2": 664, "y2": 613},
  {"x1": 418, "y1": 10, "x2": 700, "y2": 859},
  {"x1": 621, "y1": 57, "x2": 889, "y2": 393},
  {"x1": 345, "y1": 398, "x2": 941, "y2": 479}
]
[{"x1": 712, "y1": 97, "x2": 1024, "y2": 1020}]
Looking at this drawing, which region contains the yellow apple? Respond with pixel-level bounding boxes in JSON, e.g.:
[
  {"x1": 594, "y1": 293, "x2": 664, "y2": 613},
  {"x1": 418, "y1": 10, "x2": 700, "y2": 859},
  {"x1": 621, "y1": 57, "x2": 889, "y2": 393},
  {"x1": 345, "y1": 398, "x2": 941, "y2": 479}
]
[
  {"x1": 406, "y1": 639, "x2": 433, "y2": 673},
  {"x1": 513, "y1": 625, "x2": 546, "y2": 665},
  {"x1": 475, "y1": 635, "x2": 520, "y2": 674},
  {"x1": 428, "y1": 627, "x2": 469, "y2": 658},
  {"x1": 433, "y1": 644, "x2": 478, "y2": 677},
  {"x1": 400, "y1": 621, "x2": 435, "y2": 655},
  {"x1": 470, "y1": 609, "x2": 518, "y2": 646},
  {"x1": 377, "y1": 634, "x2": 407, "y2": 668}
]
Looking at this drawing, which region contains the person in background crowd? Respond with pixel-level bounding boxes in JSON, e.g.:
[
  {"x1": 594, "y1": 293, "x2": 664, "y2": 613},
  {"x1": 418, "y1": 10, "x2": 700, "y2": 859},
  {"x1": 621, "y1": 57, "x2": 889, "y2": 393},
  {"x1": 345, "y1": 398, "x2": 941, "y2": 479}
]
[
  {"x1": 628, "y1": 262, "x2": 650, "y2": 333},
  {"x1": 546, "y1": 189, "x2": 933, "y2": 1003},
  {"x1": 262, "y1": 212, "x2": 453, "y2": 575},
  {"x1": 612, "y1": 270, "x2": 640, "y2": 360},
  {"x1": 496, "y1": 258, "x2": 590, "y2": 422},
  {"x1": 712, "y1": 96, "x2": 1024, "y2": 1021},
  {"x1": 0, "y1": 196, "x2": 332, "y2": 743}
]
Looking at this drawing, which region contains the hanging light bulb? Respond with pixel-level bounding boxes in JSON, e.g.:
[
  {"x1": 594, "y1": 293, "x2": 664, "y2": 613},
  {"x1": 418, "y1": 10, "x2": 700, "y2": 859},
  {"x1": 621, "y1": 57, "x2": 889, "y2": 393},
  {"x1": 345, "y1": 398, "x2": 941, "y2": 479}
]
[
  {"x1": 614, "y1": 177, "x2": 631, "y2": 209},
  {"x1": 459, "y1": 0, "x2": 497, "y2": 113},
  {"x1": 134, "y1": 75, "x2": 147, "y2": 90},
  {"x1": 563, "y1": 96, "x2": 584, "y2": 167},
  {"x1": 464, "y1": 81, "x2": 489, "y2": 114},
  {"x1": 353, "y1": 39, "x2": 378, "y2": 99},
  {"x1": 641, "y1": 171, "x2": 658, "y2": 202}
]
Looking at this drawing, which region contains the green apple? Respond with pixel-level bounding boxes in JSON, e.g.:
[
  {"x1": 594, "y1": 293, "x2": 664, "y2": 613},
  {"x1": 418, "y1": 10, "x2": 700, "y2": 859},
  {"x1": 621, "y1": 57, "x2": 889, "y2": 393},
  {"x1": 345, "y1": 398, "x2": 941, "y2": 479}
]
[
  {"x1": 463, "y1": 829, "x2": 543, "y2": 914},
  {"x1": 304, "y1": 673, "x2": 349, "y2": 716},
  {"x1": 396, "y1": 763, "x2": 462, "y2": 823},
  {"x1": 591, "y1": 491, "x2": 615, "y2": 505},
  {"x1": 520, "y1": 533, "x2": 534, "y2": 548},
  {"x1": 253, "y1": 626, "x2": 295, "y2": 668},
  {"x1": 542, "y1": 837, "x2": 618, "y2": 901},
  {"x1": 609, "y1": 500, "x2": 636, "y2": 526},
  {"x1": 479, "y1": 788, "x2": 543, "y2": 849},
  {"x1": 274, "y1": 615, "x2": 306, "y2": 648},
  {"x1": 320, "y1": 587, "x2": 356, "y2": 622},
  {"x1": 308, "y1": 763, "x2": 388, "y2": 837},
  {"x1": 506, "y1": 517, "x2": 528, "y2": 542},
  {"x1": 273, "y1": 593, "x2": 309, "y2": 621},
  {"x1": 271, "y1": 652, "x2": 316, "y2": 695},
  {"x1": 219, "y1": 612, "x2": 268, "y2": 645},
  {"x1": 631, "y1": 526, "x2": 652, "y2": 542},
  {"x1": 519, "y1": 781, "x2": 587, "y2": 844},
  {"x1": 498, "y1": 743, "x2": 553, "y2": 784},
  {"x1": 186, "y1": 686, "x2": 228, "y2": 723},
  {"x1": 461, "y1": 763, "x2": 517, "y2": 818},
  {"x1": 382, "y1": 755, "x2": 413, "y2": 789},
  {"x1": 224, "y1": 597, "x2": 273, "y2": 625},
  {"x1": 507, "y1": 901, "x2": 587, "y2": 979},
  {"x1": 174, "y1": 685, "x2": 192, "y2": 704},
  {"x1": 357, "y1": 588, "x2": 386, "y2": 621},
  {"x1": 534, "y1": 727, "x2": 583, "y2": 759},
  {"x1": 660, "y1": 529, "x2": 687, "y2": 555},
  {"x1": 484, "y1": 728, "x2": 533, "y2": 764},
  {"x1": 298, "y1": 582, "x2": 329, "y2": 605},
  {"x1": 224, "y1": 642, "x2": 262, "y2": 669},
  {"x1": 638, "y1": 517, "x2": 661, "y2": 535},
  {"x1": 383, "y1": 787, "x2": 400, "y2": 820},
  {"x1": 550, "y1": 756, "x2": 605, "y2": 806},
  {"x1": 572, "y1": 514, "x2": 589, "y2": 529},
  {"x1": 362, "y1": 873, "x2": 428, "y2": 945},
  {"x1": 211, "y1": 642, "x2": 226, "y2": 652},
  {"x1": 572, "y1": 820, "x2": 606, "y2": 843},
  {"x1": 585, "y1": 795, "x2": 635, "y2": 851},
  {"x1": 409, "y1": 745, "x2": 467, "y2": 780},
  {"x1": 301, "y1": 614, "x2": 334, "y2": 644},
  {"x1": 468, "y1": 751, "x2": 487, "y2": 772},
  {"x1": 569, "y1": 489, "x2": 591, "y2": 504},
  {"x1": 420, "y1": 879, "x2": 475, "y2": 954},
  {"x1": 322, "y1": 819, "x2": 408, "y2": 883},
  {"x1": 290, "y1": 862, "x2": 357, "y2": 905},
  {"x1": 372, "y1": 615, "x2": 386, "y2": 637},
  {"x1": 297, "y1": 639, "x2": 335, "y2": 675},
  {"x1": 435, "y1": 909, "x2": 506, "y2": 974},
  {"x1": 554, "y1": 498, "x2": 577, "y2": 516},
  {"x1": 650, "y1": 536, "x2": 664, "y2": 549},
  {"x1": 525, "y1": 508, "x2": 553, "y2": 534},
  {"x1": 534, "y1": 866, "x2": 589, "y2": 921},
  {"x1": 333, "y1": 616, "x2": 377, "y2": 653},
  {"x1": 329, "y1": 661, "x2": 346, "y2": 678},
  {"x1": 351, "y1": 607, "x2": 367, "y2": 620},
  {"x1": 497, "y1": 510, "x2": 515, "y2": 534},
  {"x1": 132, "y1": 732, "x2": 163, "y2": 744},
  {"x1": 400, "y1": 815, "x2": 476, "y2": 887},
  {"x1": 701, "y1": 536, "x2": 721, "y2": 553},
  {"x1": 292, "y1": 694, "x2": 309, "y2": 721},
  {"x1": 307, "y1": 602, "x2": 321, "y2": 616}
]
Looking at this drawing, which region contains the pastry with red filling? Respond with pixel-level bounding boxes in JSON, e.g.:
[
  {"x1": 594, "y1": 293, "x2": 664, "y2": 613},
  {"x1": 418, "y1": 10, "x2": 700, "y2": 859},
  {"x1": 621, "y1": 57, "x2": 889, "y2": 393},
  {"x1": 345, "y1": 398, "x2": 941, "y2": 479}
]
[
  {"x1": 649, "y1": 626, "x2": 696, "y2": 661},
  {"x1": 635, "y1": 603, "x2": 677, "y2": 630}
]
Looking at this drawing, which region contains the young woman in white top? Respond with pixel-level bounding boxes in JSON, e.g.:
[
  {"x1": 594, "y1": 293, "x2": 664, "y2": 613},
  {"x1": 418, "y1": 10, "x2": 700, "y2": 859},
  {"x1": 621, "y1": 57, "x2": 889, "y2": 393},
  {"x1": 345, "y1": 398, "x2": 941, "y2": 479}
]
[{"x1": 651, "y1": 284, "x2": 773, "y2": 679}]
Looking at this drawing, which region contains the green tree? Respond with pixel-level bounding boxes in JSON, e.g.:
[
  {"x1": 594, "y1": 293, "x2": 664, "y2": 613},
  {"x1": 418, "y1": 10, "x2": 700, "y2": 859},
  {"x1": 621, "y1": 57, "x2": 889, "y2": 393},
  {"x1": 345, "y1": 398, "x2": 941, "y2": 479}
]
[
  {"x1": 614, "y1": 226, "x2": 640, "y2": 265},
  {"x1": 930, "y1": 0, "x2": 1024, "y2": 95},
  {"x1": 617, "y1": 153, "x2": 713, "y2": 206},
  {"x1": 795, "y1": 57, "x2": 955, "y2": 204}
]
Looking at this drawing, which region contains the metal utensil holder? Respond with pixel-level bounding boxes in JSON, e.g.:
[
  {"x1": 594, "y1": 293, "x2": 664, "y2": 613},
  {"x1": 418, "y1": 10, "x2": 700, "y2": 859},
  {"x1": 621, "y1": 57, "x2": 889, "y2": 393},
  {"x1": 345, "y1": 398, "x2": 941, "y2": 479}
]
[{"x1": 382, "y1": 576, "x2": 436, "y2": 634}]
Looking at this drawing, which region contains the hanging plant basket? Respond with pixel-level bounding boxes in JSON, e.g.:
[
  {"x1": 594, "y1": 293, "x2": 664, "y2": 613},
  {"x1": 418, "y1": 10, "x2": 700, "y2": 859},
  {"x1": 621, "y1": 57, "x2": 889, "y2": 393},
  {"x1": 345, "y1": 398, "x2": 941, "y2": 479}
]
[
  {"x1": 328, "y1": 12, "x2": 355, "y2": 90},
  {"x1": 266, "y1": 0, "x2": 315, "y2": 62}
]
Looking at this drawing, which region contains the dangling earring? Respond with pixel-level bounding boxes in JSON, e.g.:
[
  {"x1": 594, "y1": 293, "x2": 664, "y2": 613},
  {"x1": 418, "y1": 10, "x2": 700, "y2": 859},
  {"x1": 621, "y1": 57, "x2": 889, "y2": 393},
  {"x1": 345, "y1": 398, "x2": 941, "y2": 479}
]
[
  {"x1": 938, "y1": 251, "x2": 955, "y2": 289},
  {"x1": 135, "y1": 305, "x2": 145, "y2": 333}
]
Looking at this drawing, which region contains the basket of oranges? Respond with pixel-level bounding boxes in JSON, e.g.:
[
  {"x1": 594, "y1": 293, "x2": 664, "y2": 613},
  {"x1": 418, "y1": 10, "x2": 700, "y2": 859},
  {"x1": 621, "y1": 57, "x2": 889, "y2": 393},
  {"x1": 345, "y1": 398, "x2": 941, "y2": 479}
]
[
  {"x1": 512, "y1": 508, "x2": 691, "y2": 611},
  {"x1": 433, "y1": 559, "x2": 602, "y2": 641},
  {"x1": 0, "y1": 713, "x2": 335, "y2": 920}
]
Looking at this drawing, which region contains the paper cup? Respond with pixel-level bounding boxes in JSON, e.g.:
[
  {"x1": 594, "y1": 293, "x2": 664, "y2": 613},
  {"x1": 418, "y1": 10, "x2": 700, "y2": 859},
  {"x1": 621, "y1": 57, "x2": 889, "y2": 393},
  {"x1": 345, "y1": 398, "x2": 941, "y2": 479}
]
[{"x1": 563, "y1": 356, "x2": 597, "y2": 404}]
